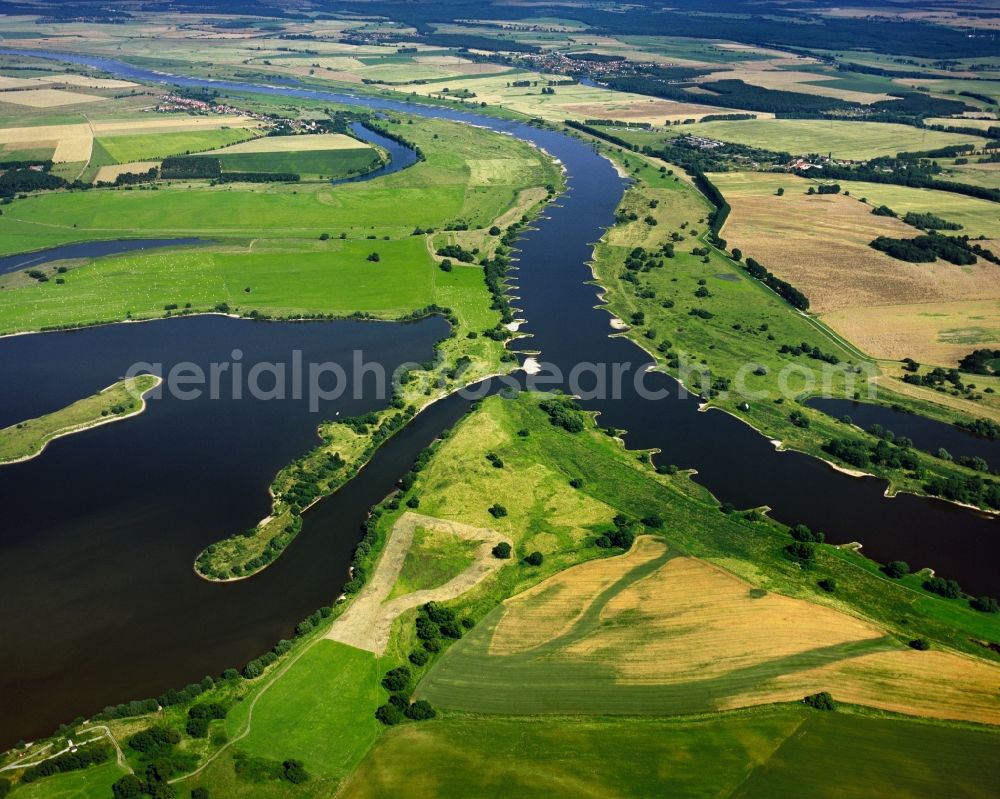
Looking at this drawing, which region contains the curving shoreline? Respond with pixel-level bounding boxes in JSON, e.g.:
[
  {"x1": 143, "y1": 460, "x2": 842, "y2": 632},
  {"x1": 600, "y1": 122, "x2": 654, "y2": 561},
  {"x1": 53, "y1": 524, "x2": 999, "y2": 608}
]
[{"x1": 0, "y1": 374, "x2": 162, "y2": 466}]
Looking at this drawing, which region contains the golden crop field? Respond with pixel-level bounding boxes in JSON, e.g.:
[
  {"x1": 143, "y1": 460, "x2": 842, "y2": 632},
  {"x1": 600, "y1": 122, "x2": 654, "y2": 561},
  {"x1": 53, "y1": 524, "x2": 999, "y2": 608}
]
[
  {"x1": 822, "y1": 298, "x2": 1000, "y2": 364},
  {"x1": 711, "y1": 171, "x2": 1000, "y2": 364},
  {"x1": 466, "y1": 541, "x2": 1000, "y2": 724},
  {"x1": 208, "y1": 133, "x2": 369, "y2": 154},
  {"x1": 0, "y1": 88, "x2": 103, "y2": 107}
]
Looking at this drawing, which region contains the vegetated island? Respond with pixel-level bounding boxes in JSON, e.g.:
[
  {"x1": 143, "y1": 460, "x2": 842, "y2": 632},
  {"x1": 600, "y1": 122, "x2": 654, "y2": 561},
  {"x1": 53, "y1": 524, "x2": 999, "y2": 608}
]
[{"x1": 0, "y1": 373, "x2": 161, "y2": 465}]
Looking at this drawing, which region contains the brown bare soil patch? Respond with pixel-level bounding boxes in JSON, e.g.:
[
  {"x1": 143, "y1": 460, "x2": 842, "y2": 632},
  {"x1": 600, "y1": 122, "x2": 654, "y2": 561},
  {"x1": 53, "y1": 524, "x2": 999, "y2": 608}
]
[{"x1": 326, "y1": 512, "x2": 509, "y2": 655}]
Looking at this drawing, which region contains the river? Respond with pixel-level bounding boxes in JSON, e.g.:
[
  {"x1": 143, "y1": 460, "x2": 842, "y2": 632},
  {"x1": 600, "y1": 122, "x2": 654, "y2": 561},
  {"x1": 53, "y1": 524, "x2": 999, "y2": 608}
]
[{"x1": 0, "y1": 49, "x2": 995, "y2": 747}]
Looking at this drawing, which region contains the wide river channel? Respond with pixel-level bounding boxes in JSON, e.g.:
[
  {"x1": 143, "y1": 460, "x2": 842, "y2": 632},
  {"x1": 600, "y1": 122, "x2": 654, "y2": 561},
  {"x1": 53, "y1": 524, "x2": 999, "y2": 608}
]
[{"x1": 0, "y1": 50, "x2": 996, "y2": 746}]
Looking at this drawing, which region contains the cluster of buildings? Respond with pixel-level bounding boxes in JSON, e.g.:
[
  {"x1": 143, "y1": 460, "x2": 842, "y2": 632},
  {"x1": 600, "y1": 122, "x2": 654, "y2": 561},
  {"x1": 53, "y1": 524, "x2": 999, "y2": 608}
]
[
  {"x1": 514, "y1": 50, "x2": 656, "y2": 79},
  {"x1": 150, "y1": 95, "x2": 327, "y2": 134}
]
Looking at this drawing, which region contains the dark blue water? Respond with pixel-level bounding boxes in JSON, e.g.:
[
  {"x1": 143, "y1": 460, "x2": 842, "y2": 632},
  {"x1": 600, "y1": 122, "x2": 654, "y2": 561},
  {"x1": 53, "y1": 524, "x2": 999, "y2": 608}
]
[
  {"x1": 809, "y1": 397, "x2": 1000, "y2": 472},
  {"x1": 0, "y1": 49, "x2": 996, "y2": 746},
  {"x1": 0, "y1": 238, "x2": 208, "y2": 276},
  {"x1": 331, "y1": 121, "x2": 417, "y2": 185}
]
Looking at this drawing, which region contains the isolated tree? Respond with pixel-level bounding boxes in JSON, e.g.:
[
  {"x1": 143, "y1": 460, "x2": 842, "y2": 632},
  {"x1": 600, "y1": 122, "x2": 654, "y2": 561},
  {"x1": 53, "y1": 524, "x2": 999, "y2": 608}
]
[
  {"x1": 492, "y1": 541, "x2": 512, "y2": 559},
  {"x1": 367, "y1": 252, "x2": 380, "y2": 262},
  {"x1": 883, "y1": 560, "x2": 909, "y2": 579},
  {"x1": 524, "y1": 551, "x2": 544, "y2": 566},
  {"x1": 803, "y1": 691, "x2": 835, "y2": 711}
]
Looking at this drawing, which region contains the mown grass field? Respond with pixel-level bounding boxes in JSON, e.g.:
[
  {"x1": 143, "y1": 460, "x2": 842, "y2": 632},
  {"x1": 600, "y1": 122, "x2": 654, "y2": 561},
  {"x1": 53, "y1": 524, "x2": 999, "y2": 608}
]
[
  {"x1": 387, "y1": 526, "x2": 480, "y2": 600},
  {"x1": 688, "y1": 118, "x2": 986, "y2": 159},
  {"x1": 96, "y1": 127, "x2": 258, "y2": 163},
  {"x1": 339, "y1": 709, "x2": 1000, "y2": 799},
  {"x1": 212, "y1": 148, "x2": 380, "y2": 177},
  {"x1": 11, "y1": 761, "x2": 127, "y2": 799}
]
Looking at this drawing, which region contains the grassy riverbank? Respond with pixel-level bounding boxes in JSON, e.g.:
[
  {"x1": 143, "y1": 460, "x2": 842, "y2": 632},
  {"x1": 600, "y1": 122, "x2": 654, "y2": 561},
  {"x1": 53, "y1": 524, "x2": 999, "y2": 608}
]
[
  {"x1": 0, "y1": 374, "x2": 160, "y2": 464},
  {"x1": 581, "y1": 140, "x2": 1000, "y2": 512},
  {"x1": 5, "y1": 392, "x2": 997, "y2": 798}
]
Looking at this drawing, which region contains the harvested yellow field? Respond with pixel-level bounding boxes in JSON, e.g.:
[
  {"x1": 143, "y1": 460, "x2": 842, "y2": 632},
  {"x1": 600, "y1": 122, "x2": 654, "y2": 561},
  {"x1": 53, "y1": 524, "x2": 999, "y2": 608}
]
[
  {"x1": 490, "y1": 537, "x2": 668, "y2": 655},
  {"x1": 44, "y1": 74, "x2": 138, "y2": 89},
  {"x1": 0, "y1": 123, "x2": 93, "y2": 163},
  {"x1": 0, "y1": 88, "x2": 103, "y2": 107},
  {"x1": 0, "y1": 76, "x2": 40, "y2": 89},
  {"x1": 53, "y1": 134, "x2": 93, "y2": 163},
  {"x1": 711, "y1": 172, "x2": 1000, "y2": 317},
  {"x1": 0, "y1": 123, "x2": 90, "y2": 145},
  {"x1": 926, "y1": 116, "x2": 999, "y2": 130},
  {"x1": 475, "y1": 543, "x2": 1000, "y2": 723},
  {"x1": 208, "y1": 133, "x2": 369, "y2": 154},
  {"x1": 725, "y1": 649, "x2": 1000, "y2": 726},
  {"x1": 90, "y1": 116, "x2": 261, "y2": 135},
  {"x1": 565, "y1": 555, "x2": 885, "y2": 683},
  {"x1": 561, "y1": 99, "x2": 753, "y2": 124},
  {"x1": 698, "y1": 65, "x2": 892, "y2": 104},
  {"x1": 94, "y1": 161, "x2": 160, "y2": 183},
  {"x1": 822, "y1": 298, "x2": 1000, "y2": 364}
]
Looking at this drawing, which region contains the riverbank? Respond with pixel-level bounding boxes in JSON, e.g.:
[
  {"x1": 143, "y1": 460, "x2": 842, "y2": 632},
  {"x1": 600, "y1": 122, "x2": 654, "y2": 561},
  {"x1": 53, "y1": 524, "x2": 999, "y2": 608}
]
[{"x1": 0, "y1": 374, "x2": 161, "y2": 465}]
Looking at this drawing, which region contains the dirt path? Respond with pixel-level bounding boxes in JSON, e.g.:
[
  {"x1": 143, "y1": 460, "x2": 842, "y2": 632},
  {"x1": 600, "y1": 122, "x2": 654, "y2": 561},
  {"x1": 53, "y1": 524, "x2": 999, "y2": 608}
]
[{"x1": 326, "y1": 512, "x2": 510, "y2": 655}]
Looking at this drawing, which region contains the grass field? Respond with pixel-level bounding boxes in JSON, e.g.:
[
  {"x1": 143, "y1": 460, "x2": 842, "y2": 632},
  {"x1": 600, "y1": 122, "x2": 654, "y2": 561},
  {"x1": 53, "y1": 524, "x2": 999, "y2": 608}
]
[
  {"x1": 10, "y1": 761, "x2": 127, "y2": 799},
  {"x1": 0, "y1": 374, "x2": 159, "y2": 464},
  {"x1": 198, "y1": 135, "x2": 382, "y2": 177},
  {"x1": 689, "y1": 119, "x2": 986, "y2": 159},
  {"x1": 387, "y1": 525, "x2": 480, "y2": 600},
  {"x1": 339, "y1": 709, "x2": 1000, "y2": 799},
  {"x1": 0, "y1": 238, "x2": 442, "y2": 332},
  {"x1": 232, "y1": 641, "x2": 380, "y2": 781},
  {"x1": 96, "y1": 128, "x2": 258, "y2": 163}
]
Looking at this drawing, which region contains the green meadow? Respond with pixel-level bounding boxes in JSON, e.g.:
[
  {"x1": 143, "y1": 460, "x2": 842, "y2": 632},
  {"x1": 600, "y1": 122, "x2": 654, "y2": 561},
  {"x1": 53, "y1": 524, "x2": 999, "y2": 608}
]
[
  {"x1": 96, "y1": 128, "x2": 258, "y2": 163},
  {"x1": 339, "y1": 709, "x2": 1000, "y2": 799},
  {"x1": 208, "y1": 147, "x2": 381, "y2": 177},
  {"x1": 387, "y1": 526, "x2": 480, "y2": 600},
  {"x1": 588, "y1": 148, "x2": 996, "y2": 501}
]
